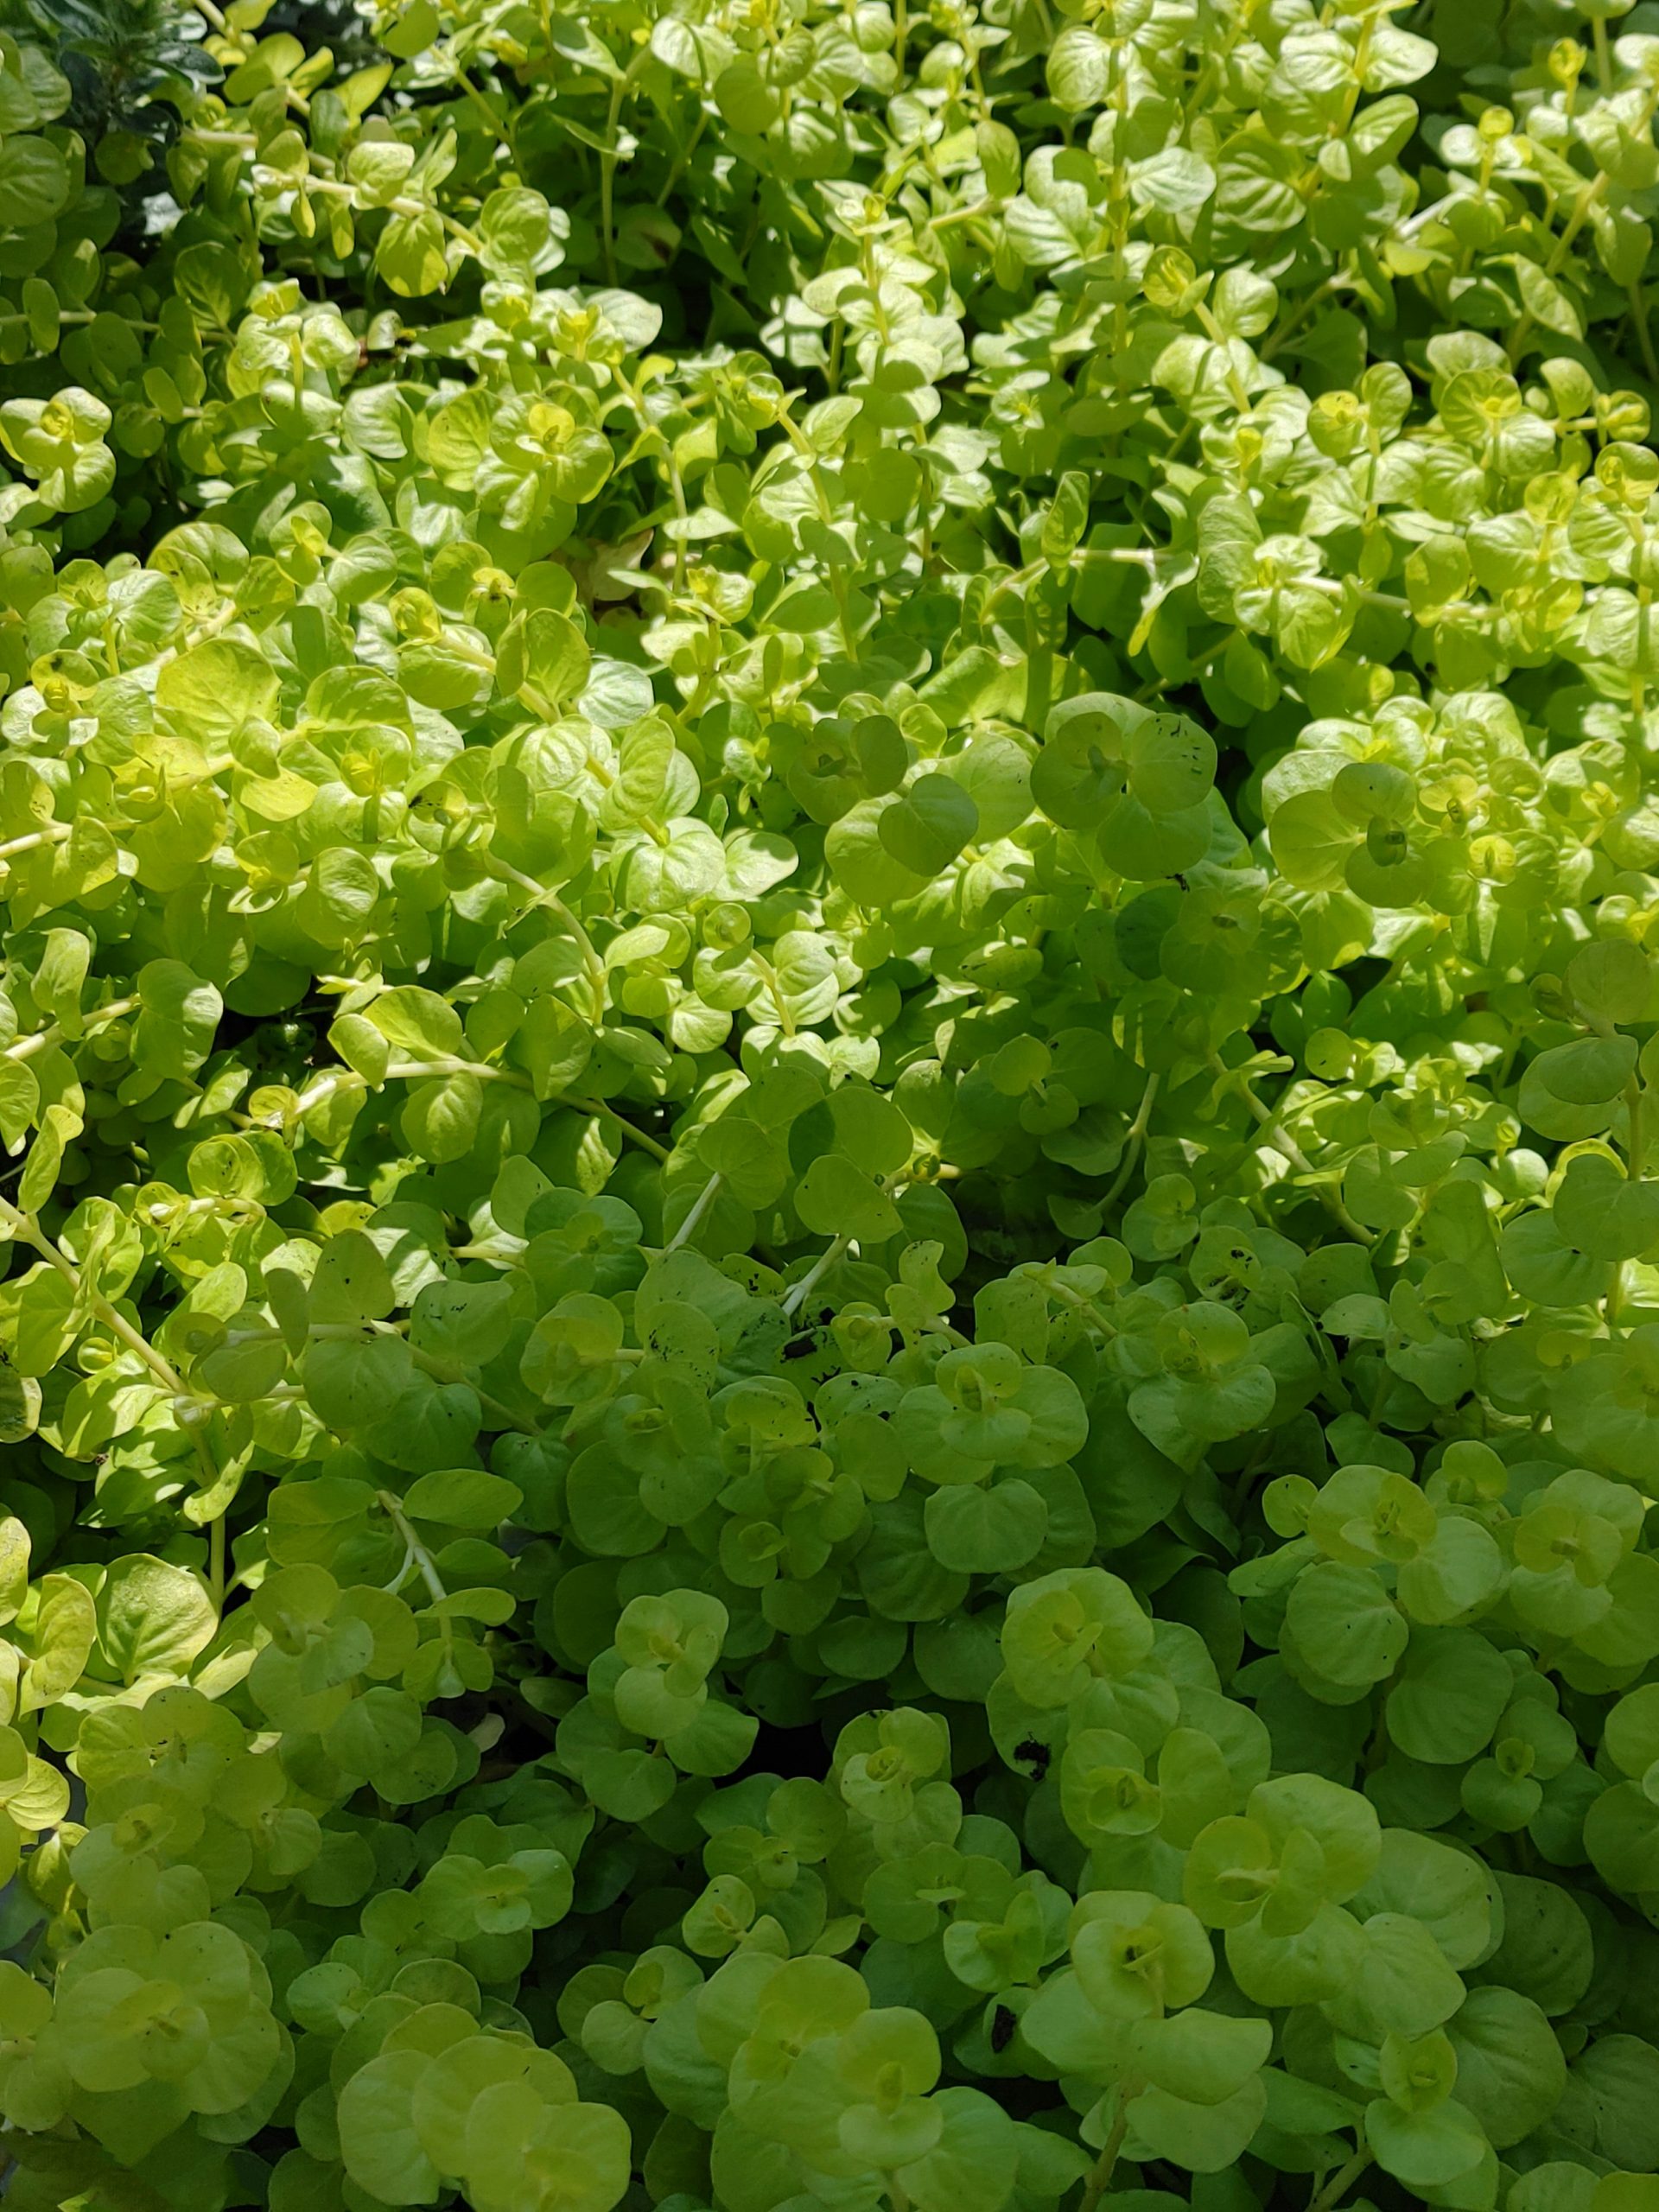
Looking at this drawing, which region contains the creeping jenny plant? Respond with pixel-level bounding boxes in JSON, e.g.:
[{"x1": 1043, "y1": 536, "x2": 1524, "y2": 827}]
[{"x1": 8, "y1": 0, "x2": 1659, "y2": 2210}]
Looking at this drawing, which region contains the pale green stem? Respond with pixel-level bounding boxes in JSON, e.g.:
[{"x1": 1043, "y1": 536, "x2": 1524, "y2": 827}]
[
  {"x1": 783, "y1": 1231, "x2": 854, "y2": 1318},
  {"x1": 3, "y1": 997, "x2": 137, "y2": 1064},
  {"x1": 1211, "y1": 1055, "x2": 1375, "y2": 1245},
  {"x1": 1078, "y1": 2082, "x2": 1136, "y2": 2212},
  {"x1": 0, "y1": 1193, "x2": 225, "y2": 1568},
  {"x1": 378, "y1": 1489, "x2": 449, "y2": 1605},
  {"x1": 664, "y1": 1173, "x2": 723, "y2": 1253},
  {"x1": 1101, "y1": 1071, "x2": 1160, "y2": 1209},
  {"x1": 1307, "y1": 2147, "x2": 1375, "y2": 2212}
]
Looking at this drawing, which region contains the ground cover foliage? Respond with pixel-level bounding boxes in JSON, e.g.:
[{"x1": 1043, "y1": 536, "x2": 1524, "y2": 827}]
[{"x1": 10, "y1": 0, "x2": 1659, "y2": 2208}]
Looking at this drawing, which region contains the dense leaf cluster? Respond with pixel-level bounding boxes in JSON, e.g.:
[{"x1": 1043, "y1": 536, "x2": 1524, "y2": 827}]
[{"x1": 7, "y1": 1, "x2": 1659, "y2": 2211}]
